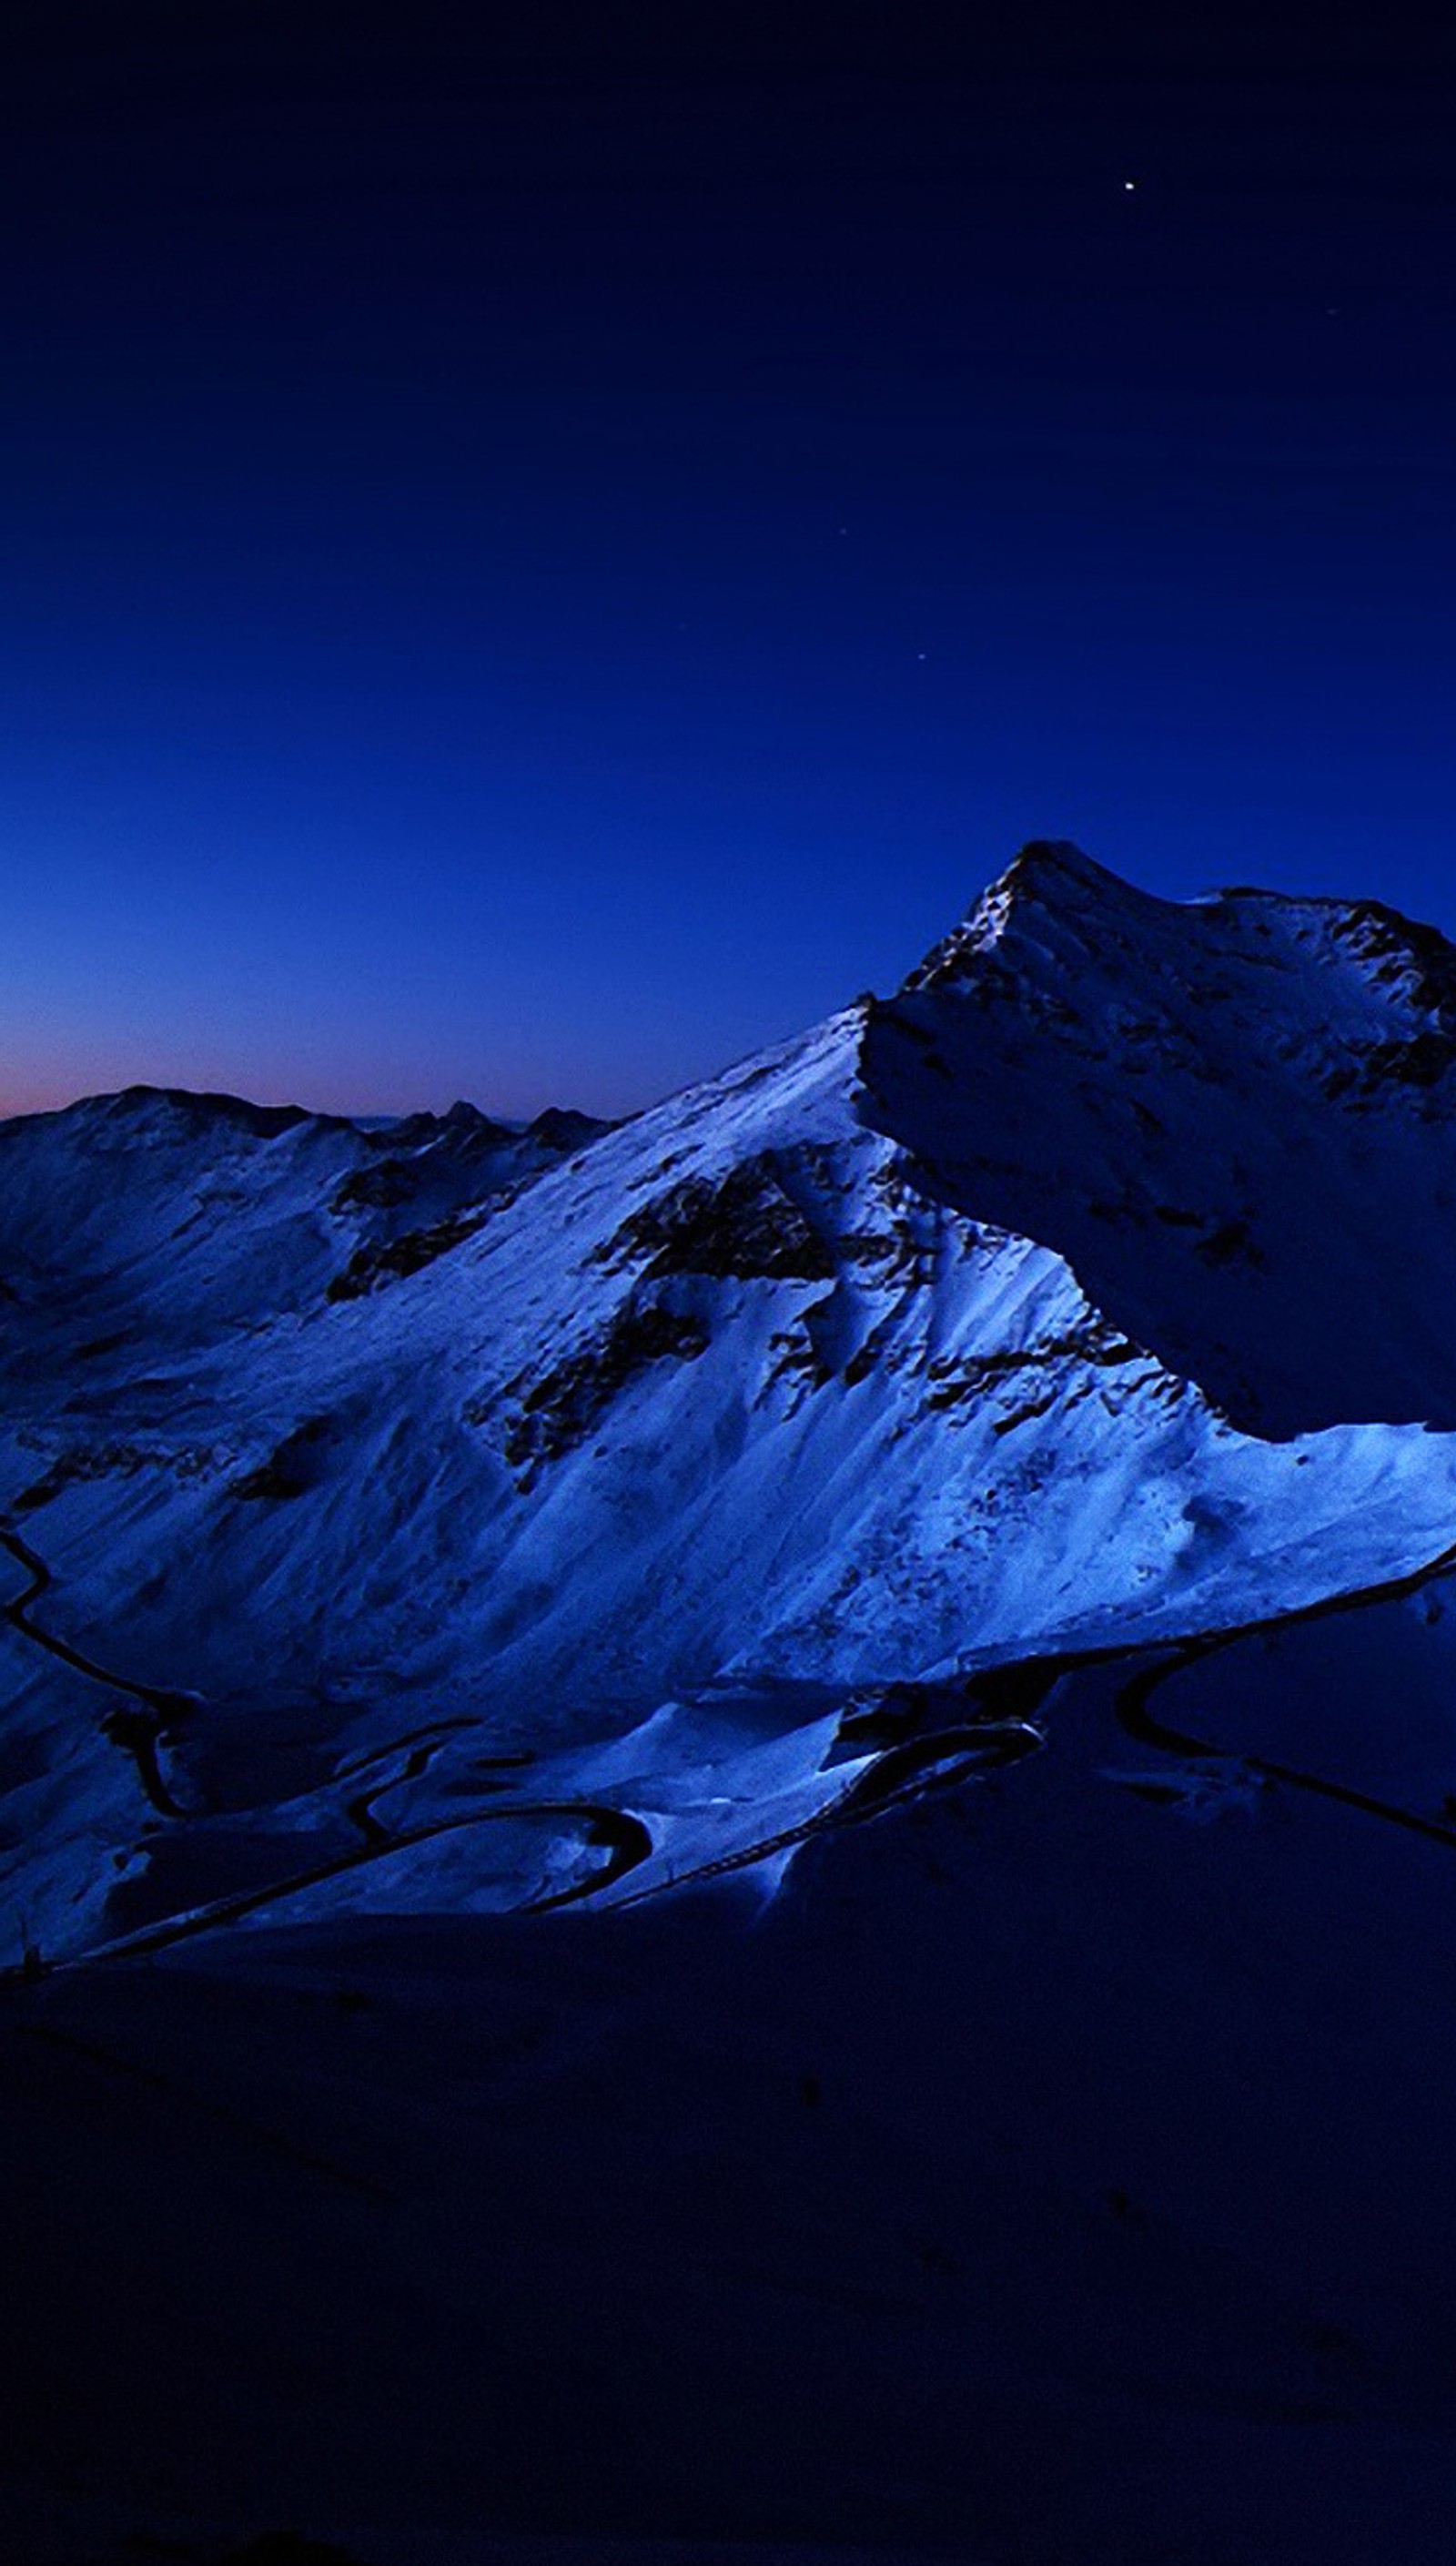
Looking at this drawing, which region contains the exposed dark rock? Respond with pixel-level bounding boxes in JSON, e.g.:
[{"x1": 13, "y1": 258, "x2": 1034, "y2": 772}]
[
  {"x1": 594, "y1": 1156, "x2": 834, "y2": 1283},
  {"x1": 1354, "y1": 1031, "x2": 1456, "y2": 1094},
  {"x1": 497, "y1": 1303, "x2": 711, "y2": 1471},
  {"x1": 231, "y1": 1417, "x2": 331, "y2": 1500},
  {"x1": 765, "y1": 1313, "x2": 835, "y2": 1398},
  {"x1": 1195, "y1": 1218, "x2": 1263, "y2": 1269},
  {"x1": 920, "y1": 1321, "x2": 1148, "y2": 1416},
  {"x1": 329, "y1": 1157, "x2": 420, "y2": 1214},
  {"x1": 15, "y1": 1444, "x2": 167, "y2": 1507},
  {"x1": 1328, "y1": 898, "x2": 1456, "y2": 1021},
  {"x1": 326, "y1": 1211, "x2": 485, "y2": 1302}
]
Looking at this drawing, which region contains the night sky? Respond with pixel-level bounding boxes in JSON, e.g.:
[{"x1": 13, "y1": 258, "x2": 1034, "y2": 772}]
[{"x1": 5, "y1": 2, "x2": 1456, "y2": 1117}]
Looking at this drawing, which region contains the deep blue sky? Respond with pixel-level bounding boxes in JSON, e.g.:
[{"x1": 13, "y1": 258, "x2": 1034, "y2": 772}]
[{"x1": 5, "y1": 1, "x2": 1456, "y2": 1115}]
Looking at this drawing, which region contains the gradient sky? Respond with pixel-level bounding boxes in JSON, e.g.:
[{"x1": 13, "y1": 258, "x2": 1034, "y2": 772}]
[{"x1": 5, "y1": 1, "x2": 1456, "y2": 1117}]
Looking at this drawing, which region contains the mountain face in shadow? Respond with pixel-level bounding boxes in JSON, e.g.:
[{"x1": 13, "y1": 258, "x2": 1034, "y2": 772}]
[{"x1": 862, "y1": 839, "x2": 1456, "y2": 1438}]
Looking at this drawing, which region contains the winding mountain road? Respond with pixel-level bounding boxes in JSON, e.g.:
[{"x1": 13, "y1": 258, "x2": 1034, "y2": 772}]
[
  {"x1": 0, "y1": 1523, "x2": 191, "y2": 1817},
  {"x1": 0, "y1": 1520, "x2": 654, "y2": 1975},
  {"x1": 3, "y1": 1790, "x2": 655, "y2": 1976},
  {"x1": 8, "y1": 1509, "x2": 1456, "y2": 1981},
  {"x1": 1112, "y1": 1538, "x2": 1456, "y2": 1850}
]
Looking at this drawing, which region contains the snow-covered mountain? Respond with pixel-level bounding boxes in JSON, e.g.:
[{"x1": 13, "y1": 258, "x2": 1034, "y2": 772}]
[
  {"x1": 5, "y1": 841, "x2": 1456, "y2": 1962},
  {"x1": 866, "y1": 837, "x2": 1456, "y2": 1434},
  {"x1": 10, "y1": 843, "x2": 1456, "y2": 2566}
]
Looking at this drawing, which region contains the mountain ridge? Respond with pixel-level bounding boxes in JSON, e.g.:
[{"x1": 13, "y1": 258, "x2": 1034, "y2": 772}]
[{"x1": 5, "y1": 845, "x2": 1456, "y2": 1960}]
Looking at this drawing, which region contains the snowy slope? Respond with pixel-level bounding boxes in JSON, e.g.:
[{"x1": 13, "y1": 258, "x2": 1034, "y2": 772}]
[{"x1": 5, "y1": 845, "x2": 1456, "y2": 1963}]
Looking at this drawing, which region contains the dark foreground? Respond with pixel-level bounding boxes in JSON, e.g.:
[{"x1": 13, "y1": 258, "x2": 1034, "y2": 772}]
[{"x1": 5, "y1": 1593, "x2": 1456, "y2": 2566}]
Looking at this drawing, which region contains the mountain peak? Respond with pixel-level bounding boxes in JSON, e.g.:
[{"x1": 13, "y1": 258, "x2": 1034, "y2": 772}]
[
  {"x1": 1005, "y1": 836, "x2": 1124, "y2": 889},
  {"x1": 903, "y1": 840, "x2": 1152, "y2": 992},
  {"x1": 863, "y1": 845, "x2": 1456, "y2": 1437}
]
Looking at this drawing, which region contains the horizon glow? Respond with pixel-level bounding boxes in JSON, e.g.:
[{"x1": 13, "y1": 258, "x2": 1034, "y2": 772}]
[{"x1": 6, "y1": 12, "x2": 1456, "y2": 1121}]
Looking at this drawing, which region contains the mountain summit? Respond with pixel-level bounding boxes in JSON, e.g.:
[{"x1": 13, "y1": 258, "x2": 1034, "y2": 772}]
[{"x1": 867, "y1": 841, "x2": 1456, "y2": 1435}]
